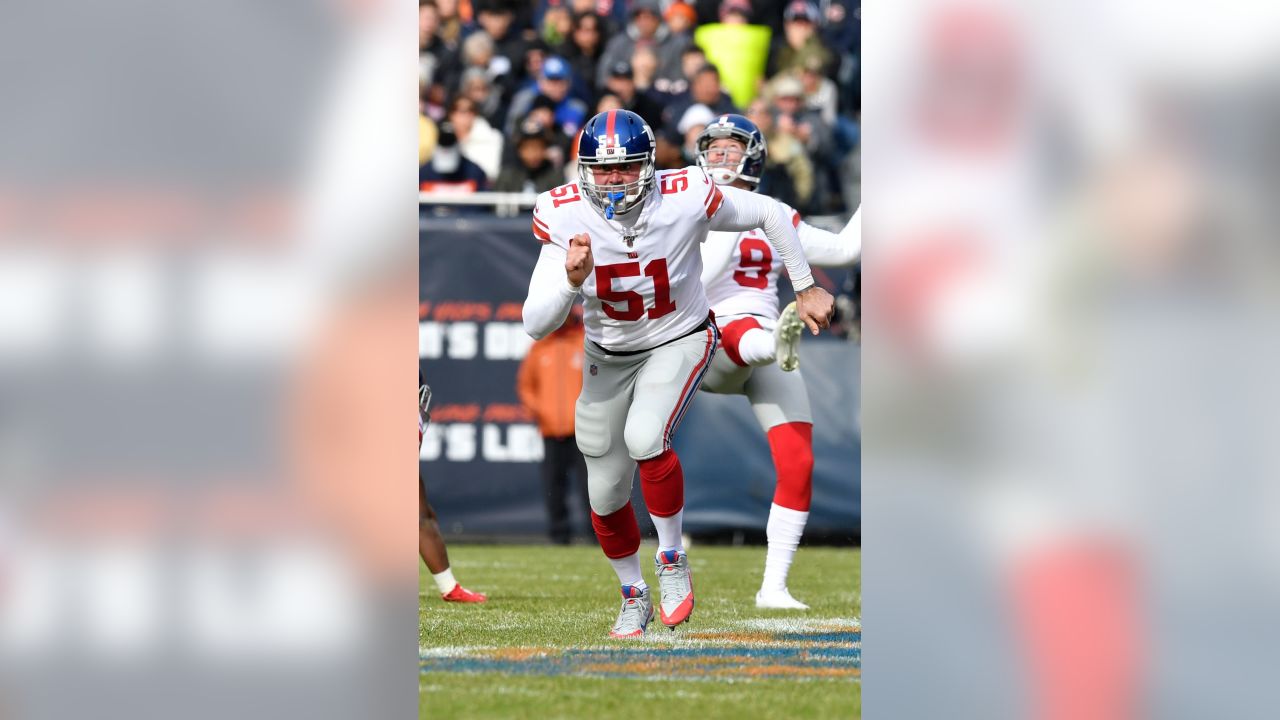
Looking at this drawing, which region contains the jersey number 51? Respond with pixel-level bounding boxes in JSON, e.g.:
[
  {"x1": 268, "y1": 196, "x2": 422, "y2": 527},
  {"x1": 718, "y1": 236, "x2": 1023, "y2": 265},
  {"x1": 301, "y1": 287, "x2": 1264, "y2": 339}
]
[{"x1": 596, "y1": 259, "x2": 677, "y2": 321}]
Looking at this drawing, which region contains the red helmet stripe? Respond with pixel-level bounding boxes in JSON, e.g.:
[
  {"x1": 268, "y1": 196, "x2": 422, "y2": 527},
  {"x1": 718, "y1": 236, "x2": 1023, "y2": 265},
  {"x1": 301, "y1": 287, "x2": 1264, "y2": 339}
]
[{"x1": 604, "y1": 110, "x2": 617, "y2": 144}]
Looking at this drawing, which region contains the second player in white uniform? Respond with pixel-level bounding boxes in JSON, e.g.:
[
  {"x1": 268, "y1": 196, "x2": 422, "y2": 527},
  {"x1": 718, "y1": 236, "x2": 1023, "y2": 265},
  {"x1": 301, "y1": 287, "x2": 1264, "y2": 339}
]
[
  {"x1": 695, "y1": 114, "x2": 860, "y2": 610},
  {"x1": 523, "y1": 110, "x2": 835, "y2": 637}
]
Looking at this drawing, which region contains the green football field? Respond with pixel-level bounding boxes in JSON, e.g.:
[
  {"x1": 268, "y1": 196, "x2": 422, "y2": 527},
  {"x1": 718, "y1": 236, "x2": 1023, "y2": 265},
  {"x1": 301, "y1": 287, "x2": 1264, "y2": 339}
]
[{"x1": 419, "y1": 543, "x2": 860, "y2": 719}]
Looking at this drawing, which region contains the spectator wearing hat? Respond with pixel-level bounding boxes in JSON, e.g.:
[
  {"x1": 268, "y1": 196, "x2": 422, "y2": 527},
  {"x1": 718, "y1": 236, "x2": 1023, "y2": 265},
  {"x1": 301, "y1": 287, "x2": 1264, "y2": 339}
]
[
  {"x1": 594, "y1": 0, "x2": 691, "y2": 91},
  {"x1": 516, "y1": 94, "x2": 574, "y2": 170},
  {"x1": 744, "y1": 96, "x2": 813, "y2": 210},
  {"x1": 420, "y1": 121, "x2": 490, "y2": 198},
  {"x1": 665, "y1": 1, "x2": 698, "y2": 37},
  {"x1": 770, "y1": 74, "x2": 830, "y2": 158},
  {"x1": 493, "y1": 120, "x2": 565, "y2": 195},
  {"x1": 770, "y1": 73, "x2": 837, "y2": 212},
  {"x1": 519, "y1": 40, "x2": 593, "y2": 108},
  {"x1": 676, "y1": 103, "x2": 717, "y2": 164},
  {"x1": 766, "y1": 1, "x2": 834, "y2": 79},
  {"x1": 601, "y1": 60, "x2": 666, "y2": 129},
  {"x1": 799, "y1": 55, "x2": 838, "y2": 127},
  {"x1": 505, "y1": 55, "x2": 590, "y2": 137}
]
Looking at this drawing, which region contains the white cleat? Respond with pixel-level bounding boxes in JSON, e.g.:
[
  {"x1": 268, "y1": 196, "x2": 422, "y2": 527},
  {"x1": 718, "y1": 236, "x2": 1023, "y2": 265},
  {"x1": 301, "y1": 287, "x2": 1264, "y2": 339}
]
[
  {"x1": 774, "y1": 301, "x2": 804, "y2": 372},
  {"x1": 755, "y1": 588, "x2": 810, "y2": 610}
]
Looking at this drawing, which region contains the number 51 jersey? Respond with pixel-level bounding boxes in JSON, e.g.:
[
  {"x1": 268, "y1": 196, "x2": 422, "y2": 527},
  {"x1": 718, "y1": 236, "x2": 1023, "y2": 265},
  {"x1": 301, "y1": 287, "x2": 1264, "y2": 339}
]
[{"x1": 531, "y1": 166, "x2": 725, "y2": 353}]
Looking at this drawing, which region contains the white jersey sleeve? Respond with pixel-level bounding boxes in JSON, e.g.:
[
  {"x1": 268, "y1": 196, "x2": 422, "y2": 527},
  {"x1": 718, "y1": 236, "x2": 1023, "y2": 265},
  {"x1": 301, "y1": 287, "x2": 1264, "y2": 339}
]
[
  {"x1": 710, "y1": 187, "x2": 814, "y2": 292},
  {"x1": 798, "y1": 205, "x2": 861, "y2": 267},
  {"x1": 522, "y1": 188, "x2": 583, "y2": 339}
]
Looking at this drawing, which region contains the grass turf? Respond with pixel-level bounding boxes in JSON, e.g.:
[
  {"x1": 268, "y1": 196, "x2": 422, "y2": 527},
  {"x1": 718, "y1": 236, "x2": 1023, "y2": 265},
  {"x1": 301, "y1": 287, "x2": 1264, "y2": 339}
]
[{"x1": 420, "y1": 543, "x2": 860, "y2": 719}]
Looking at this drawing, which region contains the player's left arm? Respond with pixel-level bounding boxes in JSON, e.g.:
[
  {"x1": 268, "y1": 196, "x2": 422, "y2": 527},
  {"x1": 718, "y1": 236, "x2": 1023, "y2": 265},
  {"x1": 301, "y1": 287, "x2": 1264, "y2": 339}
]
[
  {"x1": 710, "y1": 185, "x2": 834, "y2": 333},
  {"x1": 798, "y1": 205, "x2": 861, "y2": 267}
]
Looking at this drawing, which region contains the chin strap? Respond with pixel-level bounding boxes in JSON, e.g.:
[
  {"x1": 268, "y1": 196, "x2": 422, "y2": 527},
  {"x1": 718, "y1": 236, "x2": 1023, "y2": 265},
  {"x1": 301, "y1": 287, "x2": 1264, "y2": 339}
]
[{"x1": 604, "y1": 191, "x2": 626, "y2": 220}]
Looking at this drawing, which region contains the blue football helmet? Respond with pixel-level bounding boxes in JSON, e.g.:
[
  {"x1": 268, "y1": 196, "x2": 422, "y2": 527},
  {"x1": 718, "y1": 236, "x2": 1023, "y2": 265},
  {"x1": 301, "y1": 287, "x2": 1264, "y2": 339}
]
[
  {"x1": 696, "y1": 113, "x2": 767, "y2": 189},
  {"x1": 577, "y1": 110, "x2": 657, "y2": 218}
]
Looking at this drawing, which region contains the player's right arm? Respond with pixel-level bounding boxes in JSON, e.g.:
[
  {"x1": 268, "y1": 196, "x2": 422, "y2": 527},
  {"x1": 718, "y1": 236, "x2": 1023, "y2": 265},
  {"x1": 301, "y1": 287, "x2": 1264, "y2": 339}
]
[
  {"x1": 523, "y1": 242, "x2": 582, "y2": 340},
  {"x1": 522, "y1": 193, "x2": 584, "y2": 340}
]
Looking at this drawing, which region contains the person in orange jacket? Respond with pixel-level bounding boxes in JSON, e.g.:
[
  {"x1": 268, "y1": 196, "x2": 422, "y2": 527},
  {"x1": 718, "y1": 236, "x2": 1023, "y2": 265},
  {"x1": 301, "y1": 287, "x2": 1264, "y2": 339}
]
[{"x1": 517, "y1": 306, "x2": 592, "y2": 545}]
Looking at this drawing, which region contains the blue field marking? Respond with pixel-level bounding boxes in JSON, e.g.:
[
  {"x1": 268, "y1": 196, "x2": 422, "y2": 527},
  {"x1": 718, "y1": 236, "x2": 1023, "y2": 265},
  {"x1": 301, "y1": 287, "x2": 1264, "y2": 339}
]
[{"x1": 421, "y1": 627, "x2": 861, "y2": 680}]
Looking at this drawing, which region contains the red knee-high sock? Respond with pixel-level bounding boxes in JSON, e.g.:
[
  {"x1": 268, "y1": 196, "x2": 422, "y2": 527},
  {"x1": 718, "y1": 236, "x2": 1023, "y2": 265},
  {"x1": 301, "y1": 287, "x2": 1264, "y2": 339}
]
[
  {"x1": 767, "y1": 422, "x2": 813, "y2": 511},
  {"x1": 590, "y1": 502, "x2": 641, "y2": 559},
  {"x1": 638, "y1": 449, "x2": 684, "y2": 517},
  {"x1": 718, "y1": 317, "x2": 764, "y2": 367},
  {"x1": 1012, "y1": 543, "x2": 1138, "y2": 720}
]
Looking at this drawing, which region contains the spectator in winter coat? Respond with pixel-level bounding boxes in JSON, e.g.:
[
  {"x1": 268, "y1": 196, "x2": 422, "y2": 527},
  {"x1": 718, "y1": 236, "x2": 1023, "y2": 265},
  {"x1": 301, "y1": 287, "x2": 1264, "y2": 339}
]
[
  {"x1": 447, "y1": 94, "x2": 504, "y2": 181},
  {"x1": 493, "y1": 122, "x2": 565, "y2": 195},
  {"x1": 505, "y1": 55, "x2": 590, "y2": 138},
  {"x1": 516, "y1": 310, "x2": 592, "y2": 545}
]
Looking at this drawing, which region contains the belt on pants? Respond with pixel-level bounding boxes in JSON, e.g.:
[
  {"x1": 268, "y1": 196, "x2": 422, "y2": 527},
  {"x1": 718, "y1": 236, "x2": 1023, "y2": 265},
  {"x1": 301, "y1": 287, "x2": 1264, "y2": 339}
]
[{"x1": 590, "y1": 311, "x2": 715, "y2": 357}]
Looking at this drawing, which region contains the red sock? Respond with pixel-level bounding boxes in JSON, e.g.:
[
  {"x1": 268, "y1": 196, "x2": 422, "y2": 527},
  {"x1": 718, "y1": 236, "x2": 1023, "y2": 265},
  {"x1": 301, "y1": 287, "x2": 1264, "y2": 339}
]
[
  {"x1": 590, "y1": 502, "x2": 641, "y2": 559},
  {"x1": 718, "y1": 317, "x2": 764, "y2": 367},
  {"x1": 767, "y1": 422, "x2": 814, "y2": 511},
  {"x1": 638, "y1": 448, "x2": 684, "y2": 518},
  {"x1": 1012, "y1": 543, "x2": 1138, "y2": 720}
]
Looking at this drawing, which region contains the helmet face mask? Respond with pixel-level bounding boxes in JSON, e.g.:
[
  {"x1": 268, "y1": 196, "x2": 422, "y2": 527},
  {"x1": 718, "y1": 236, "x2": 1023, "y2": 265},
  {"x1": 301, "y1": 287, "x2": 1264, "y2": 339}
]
[
  {"x1": 576, "y1": 110, "x2": 657, "y2": 218},
  {"x1": 696, "y1": 114, "x2": 767, "y2": 190}
]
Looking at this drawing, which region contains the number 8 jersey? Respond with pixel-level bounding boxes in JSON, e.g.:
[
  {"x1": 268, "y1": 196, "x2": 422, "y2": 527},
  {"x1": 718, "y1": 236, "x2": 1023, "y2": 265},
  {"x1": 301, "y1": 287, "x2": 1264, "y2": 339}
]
[
  {"x1": 702, "y1": 202, "x2": 861, "y2": 322},
  {"x1": 530, "y1": 166, "x2": 725, "y2": 353}
]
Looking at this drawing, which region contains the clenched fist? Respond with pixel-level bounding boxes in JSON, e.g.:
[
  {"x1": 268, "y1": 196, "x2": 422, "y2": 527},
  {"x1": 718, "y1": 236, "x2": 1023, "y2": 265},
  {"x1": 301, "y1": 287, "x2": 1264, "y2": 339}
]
[
  {"x1": 795, "y1": 285, "x2": 836, "y2": 335},
  {"x1": 566, "y1": 233, "x2": 594, "y2": 287}
]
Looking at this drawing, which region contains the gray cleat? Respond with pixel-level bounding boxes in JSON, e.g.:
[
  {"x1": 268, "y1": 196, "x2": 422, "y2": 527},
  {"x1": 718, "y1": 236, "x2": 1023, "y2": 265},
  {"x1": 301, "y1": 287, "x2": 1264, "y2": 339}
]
[
  {"x1": 609, "y1": 584, "x2": 654, "y2": 638},
  {"x1": 775, "y1": 301, "x2": 804, "y2": 372},
  {"x1": 655, "y1": 550, "x2": 695, "y2": 627}
]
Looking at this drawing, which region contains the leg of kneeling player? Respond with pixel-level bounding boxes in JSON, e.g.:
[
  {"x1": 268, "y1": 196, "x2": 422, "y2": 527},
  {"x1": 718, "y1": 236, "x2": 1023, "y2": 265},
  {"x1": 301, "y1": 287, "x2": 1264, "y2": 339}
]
[
  {"x1": 420, "y1": 475, "x2": 486, "y2": 603},
  {"x1": 624, "y1": 324, "x2": 718, "y2": 627},
  {"x1": 746, "y1": 365, "x2": 815, "y2": 610}
]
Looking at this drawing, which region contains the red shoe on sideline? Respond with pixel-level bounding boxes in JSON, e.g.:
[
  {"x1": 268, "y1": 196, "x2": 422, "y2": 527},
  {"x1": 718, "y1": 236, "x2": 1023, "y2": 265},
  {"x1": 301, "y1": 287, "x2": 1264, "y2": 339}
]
[{"x1": 441, "y1": 583, "x2": 487, "y2": 603}]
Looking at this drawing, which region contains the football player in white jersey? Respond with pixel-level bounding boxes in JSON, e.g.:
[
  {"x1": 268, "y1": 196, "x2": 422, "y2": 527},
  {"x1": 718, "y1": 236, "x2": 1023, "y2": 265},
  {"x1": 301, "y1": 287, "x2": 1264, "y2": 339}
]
[
  {"x1": 695, "y1": 113, "x2": 860, "y2": 610},
  {"x1": 523, "y1": 109, "x2": 834, "y2": 637}
]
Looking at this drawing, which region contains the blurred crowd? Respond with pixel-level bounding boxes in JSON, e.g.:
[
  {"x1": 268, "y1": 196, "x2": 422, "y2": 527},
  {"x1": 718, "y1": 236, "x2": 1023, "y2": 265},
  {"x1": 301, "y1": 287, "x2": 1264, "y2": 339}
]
[{"x1": 419, "y1": 0, "x2": 860, "y2": 215}]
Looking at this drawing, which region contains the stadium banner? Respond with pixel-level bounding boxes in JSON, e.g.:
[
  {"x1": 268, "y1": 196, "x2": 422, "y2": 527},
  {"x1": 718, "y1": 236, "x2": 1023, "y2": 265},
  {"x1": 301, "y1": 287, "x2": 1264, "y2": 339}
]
[{"x1": 421, "y1": 216, "x2": 859, "y2": 539}]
